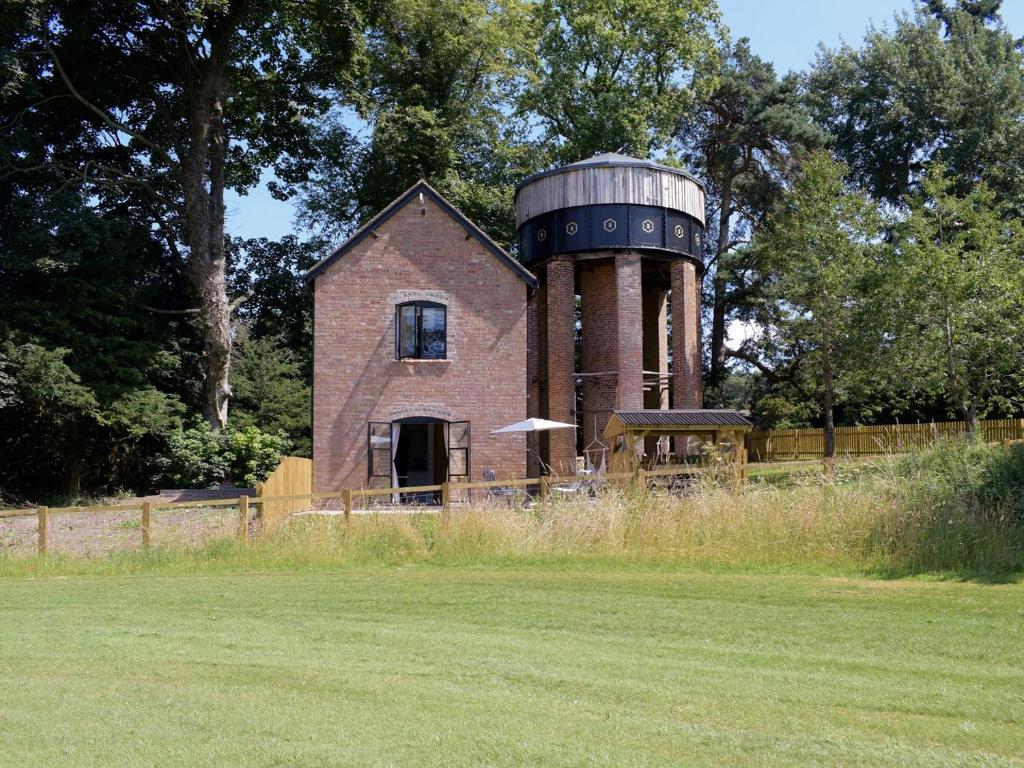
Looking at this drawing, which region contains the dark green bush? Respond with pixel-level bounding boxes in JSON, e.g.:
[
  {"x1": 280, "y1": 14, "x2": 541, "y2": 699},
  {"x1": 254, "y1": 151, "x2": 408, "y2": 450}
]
[{"x1": 159, "y1": 422, "x2": 291, "y2": 488}]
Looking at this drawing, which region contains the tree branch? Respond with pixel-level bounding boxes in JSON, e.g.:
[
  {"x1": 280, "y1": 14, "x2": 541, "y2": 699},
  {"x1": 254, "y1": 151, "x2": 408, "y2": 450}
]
[
  {"x1": 141, "y1": 304, "x2": 201, "y2": 315},
  {"x1": 43, "y1": 30, "x2": 179, "y2": 171}
]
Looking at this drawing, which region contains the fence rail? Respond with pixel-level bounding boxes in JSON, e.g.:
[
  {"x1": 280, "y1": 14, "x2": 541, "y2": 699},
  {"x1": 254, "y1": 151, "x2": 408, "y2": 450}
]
[
  {"x1": 2, "y1": 459, "x2": 756, "y2": 554},
  {"x1": 8, "y1": 441, "x2": 1021, "y2": 556},
  {"x1": 746, "y1": 418, "x2": 1024, "y2": 461}
]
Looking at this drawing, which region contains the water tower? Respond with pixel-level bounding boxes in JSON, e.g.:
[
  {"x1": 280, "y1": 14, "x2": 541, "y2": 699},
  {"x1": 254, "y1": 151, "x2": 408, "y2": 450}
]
[{"x1": 516, "y1": 153, "x2": 706, "y2": 474}]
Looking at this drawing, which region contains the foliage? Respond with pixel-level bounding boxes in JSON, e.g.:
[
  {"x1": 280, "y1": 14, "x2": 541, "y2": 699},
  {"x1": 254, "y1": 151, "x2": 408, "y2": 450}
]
[
  {"x1": 743, "y1": 152, "x2": 882, "y2": 454},
  {"x1": 226, "y1": 425, "x2": 292, "y2": 487},
  {"x1": 0, "y1": 343, "x2": 99, "y2": 498},
  {"x1": 229, "y1": 235, "x2": 321, "y2": 370},
  {"x1": 229, "y1": 331, "x2": 311, "y2": 455},
  {"x1": 522, "y1": 0, "x2": 724, "y2": 163},
  {"x1": 807, "y1": 0, "x2": 1024, "y2": 210},
  {"x1": 889, "y1": 437, "x2": 1024, "y2": 523},
  {"x1": 159, "y1": 421, "x2": 291, "y2": 488},
  {"x1": 160, "y1": 422, "x2": 233, "y2": 490},
  {"x1": 679, "y1": 38, "x2": 825, "y2": 402},
  {"x1": 874, "y1": 166, "x2": 1024, "y2": 431},
  {"x1": 2, "y1": 0, "x2": 363, "y2": 427},
  {"x1": 298, "y1": 0, "x2": 535, "y2": 245}
]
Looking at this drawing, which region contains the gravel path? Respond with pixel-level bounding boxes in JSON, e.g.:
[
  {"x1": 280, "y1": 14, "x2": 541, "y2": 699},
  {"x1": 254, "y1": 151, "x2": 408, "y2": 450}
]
[{"x1": 0, "y1": 506, "x2": 238, "y2": 557}]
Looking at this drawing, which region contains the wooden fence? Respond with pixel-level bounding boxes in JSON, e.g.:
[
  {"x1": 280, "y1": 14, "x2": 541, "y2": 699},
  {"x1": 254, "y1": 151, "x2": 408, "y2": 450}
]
[
  {"x1": 746, "y1": 418, "x2": 1024, "y2": 461},
  {"x1": 8, "y1": 439, "x2": 1022, "y2": 557},
  {"x1": 256, "y1": 456, "x2": 313, "y2": 530},
  {"x1": 0, "y1": 459, "x2": 757, "y2": 556}
]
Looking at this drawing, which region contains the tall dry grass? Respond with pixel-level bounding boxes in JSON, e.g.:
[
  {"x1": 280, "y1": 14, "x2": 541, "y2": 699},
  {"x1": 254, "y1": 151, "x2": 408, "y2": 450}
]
[
  {"x1": 249, "y1": 450, "x2": 1023, "y2": 576},
  {"x1": 3, "y1": 440, "x2": 1020, "y2": 578}
]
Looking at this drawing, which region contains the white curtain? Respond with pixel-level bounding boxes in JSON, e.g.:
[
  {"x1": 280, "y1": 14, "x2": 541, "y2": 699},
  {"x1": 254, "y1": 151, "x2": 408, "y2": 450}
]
[
  {"x1": 390, "y1": 423, "x2": 401, "y2": 503},
  {"x1": 443, "y1": 422, "x2": 450, "y2": 480}
]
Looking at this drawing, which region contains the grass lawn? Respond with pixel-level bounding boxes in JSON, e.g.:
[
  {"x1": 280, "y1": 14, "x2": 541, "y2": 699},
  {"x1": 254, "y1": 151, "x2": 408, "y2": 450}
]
[{"x1": 1, "y1": 567, "x2": 1022, "y2": 767}]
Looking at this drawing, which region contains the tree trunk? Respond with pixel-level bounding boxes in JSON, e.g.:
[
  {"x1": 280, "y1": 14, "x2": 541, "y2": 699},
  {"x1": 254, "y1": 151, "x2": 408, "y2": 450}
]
[
  {"x1": 964, "y1": 400, "x2": 978, "y2": 441},
  {"x1": 707, "y1": 179, "x2": 733, "y2": 405},
  {"x1": 821, "y1": 322, "x2": 835, "y2": 459},
  {"x1": 182, "y1": 63, "x2": 232, "y2": 430}
]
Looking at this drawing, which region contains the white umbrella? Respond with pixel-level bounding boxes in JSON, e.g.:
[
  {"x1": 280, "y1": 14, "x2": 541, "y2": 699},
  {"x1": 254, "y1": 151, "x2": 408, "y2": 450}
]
[{"x1": 491, "y1": 418, "x2": 577, "y2": 434}]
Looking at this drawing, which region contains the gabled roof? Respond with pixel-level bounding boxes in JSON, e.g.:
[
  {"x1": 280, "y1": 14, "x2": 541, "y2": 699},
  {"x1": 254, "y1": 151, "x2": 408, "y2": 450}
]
[
  {"x1": 611, "y1": 409, "x2": 753, "y2": 428},
  {"x1": 304, "y1": 179, "x2": 537, "y2": 287}
]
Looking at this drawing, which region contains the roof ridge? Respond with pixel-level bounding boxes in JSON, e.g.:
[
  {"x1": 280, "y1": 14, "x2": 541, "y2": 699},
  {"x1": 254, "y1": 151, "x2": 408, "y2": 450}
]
[{"x1": 304, "y1": 180, "x2": 537, "y2": 287}]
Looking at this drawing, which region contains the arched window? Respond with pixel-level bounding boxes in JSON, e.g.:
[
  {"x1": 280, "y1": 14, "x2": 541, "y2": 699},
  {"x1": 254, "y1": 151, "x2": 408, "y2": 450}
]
[{"x1": 396, "y1": 301, "x2": 447, "y2": 359}]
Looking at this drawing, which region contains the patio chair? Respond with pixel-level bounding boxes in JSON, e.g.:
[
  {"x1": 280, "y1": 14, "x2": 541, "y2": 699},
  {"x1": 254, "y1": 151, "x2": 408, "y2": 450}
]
[{"x1": 483, "y1": 469, "x2": 525, "y2": 505}]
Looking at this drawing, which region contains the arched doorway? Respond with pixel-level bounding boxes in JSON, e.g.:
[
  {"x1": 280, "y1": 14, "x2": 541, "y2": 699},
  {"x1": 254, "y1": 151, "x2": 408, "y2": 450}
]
[{"x1": 367, "y1": 418, "x2": 471, "y2": 504}]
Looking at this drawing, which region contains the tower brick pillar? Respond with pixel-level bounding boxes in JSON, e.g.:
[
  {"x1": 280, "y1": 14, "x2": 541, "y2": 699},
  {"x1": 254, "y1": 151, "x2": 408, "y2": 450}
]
[
  {"x1": 526, "y1": 286, "x2": 543, "y2": 477},
  {"x1": 546, "y1": 256, "x2": 576, "y2": 474},
  {"x1": 615, "y1": 254, "x2": 645, "y2": 412},
  {"x1": 671, "y1": 260, "x2": 703, "y2": 409}
]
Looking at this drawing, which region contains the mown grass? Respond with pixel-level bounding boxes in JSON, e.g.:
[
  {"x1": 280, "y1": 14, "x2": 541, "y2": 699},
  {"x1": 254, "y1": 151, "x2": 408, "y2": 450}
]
[
  {"x1": 1, "y1": 441, "x2": 1021, "y2": 766},
  {"x1": 1, "y1": 567, "x2": 1022, "y2": 767}
]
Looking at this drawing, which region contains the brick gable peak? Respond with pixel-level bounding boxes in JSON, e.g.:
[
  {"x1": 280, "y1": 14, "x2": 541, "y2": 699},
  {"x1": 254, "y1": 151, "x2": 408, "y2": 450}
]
[{"x1": 304, "y1": 179, "x2": 537, "y2": 287}]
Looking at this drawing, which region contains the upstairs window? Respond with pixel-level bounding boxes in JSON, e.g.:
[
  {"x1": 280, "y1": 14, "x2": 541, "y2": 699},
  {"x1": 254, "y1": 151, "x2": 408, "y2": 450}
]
[{"x1": 396, "y1": 301, "x2": 447, "y2": 359}]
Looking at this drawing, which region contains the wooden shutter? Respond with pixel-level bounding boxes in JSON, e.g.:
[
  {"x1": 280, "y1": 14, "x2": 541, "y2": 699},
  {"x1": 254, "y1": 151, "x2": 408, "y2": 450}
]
[
  {"x1": 367, "y1": 422, "x2": 392, "y2": 489},
  {"x1": 447, "y1": 421, "x2": 470, "y2": 481}
]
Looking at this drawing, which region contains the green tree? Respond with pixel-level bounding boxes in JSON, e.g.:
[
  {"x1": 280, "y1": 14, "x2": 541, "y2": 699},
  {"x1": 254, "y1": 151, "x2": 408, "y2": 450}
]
[
  {"x1": 745, "y1": 153, "x2": 881, "y2": 457},
  {"x1": 0, "y1": 344, "x2": 99, "y2": 498},
  {"x1": 230, "y1": 331, "x2": 311, "y2": 456},
  {"x1": 299, "y1": 0, "x2": 534, "y2": 244},
  {"x1": 807, "y1": 0, "x2": 1024, "y2": 210},
  {"x1": 679, "y1": 38, "x2": 825, "y2": 403},
  {"x1": 879, "y1": 166, "x2": 1024, "y2": 436},
  {"x1": 521, "y1": 0, "x2": 724, "y2": 163},
  {"x1": 4, "y1": 1, "x2": 362, "y2": 428}
]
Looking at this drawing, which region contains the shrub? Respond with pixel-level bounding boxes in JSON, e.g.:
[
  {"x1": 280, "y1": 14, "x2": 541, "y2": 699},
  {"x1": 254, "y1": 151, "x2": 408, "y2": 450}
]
[
  {"x1": 161, "y1": 422, "x2": 231, "y2": 488},
  {"x1": 226, "y1": 426, "x2": 291, "y2": 487},
  {"x1": 159, "y1": 422, "x2": 291, "y2": 488}
]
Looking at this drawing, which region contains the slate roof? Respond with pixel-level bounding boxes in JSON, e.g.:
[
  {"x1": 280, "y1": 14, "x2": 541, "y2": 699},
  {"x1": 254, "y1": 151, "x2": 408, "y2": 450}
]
[
  {"x1": 611, "y1": 409, "x2": 753, "y2": 428},
  {"x1": 304, "y1": 179, "x2": 537, "y2": 287}
]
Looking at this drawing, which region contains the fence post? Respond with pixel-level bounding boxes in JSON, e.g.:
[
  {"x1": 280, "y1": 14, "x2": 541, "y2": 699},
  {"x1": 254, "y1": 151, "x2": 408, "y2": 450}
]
[
  {"x1": 342, "y1": 489, "x2": 353, "y2": 521},
  {"x1": 238, "y1": 496, "x2": 249, "y2": 544},
  {"x1": 37, "y1": 506, "x2": 48, "y2": 555},
  {"x1": 636, "y1": 468, "x2": 646, "y2": 493},
  {"x1": 441, "y1": 482, "x2": 451, "y2": 512},
  {"x1": 141, "y1": 501, "x2": 151, "y2": 549},
  {"x1": 539, "y1": 475, "x2": 548, "y2": 512}
]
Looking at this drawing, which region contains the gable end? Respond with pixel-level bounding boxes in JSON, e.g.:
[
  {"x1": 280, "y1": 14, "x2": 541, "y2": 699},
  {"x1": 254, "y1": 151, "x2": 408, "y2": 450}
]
[{"x1": 303, "y1": 180, "x2": 538, "y2": 287}]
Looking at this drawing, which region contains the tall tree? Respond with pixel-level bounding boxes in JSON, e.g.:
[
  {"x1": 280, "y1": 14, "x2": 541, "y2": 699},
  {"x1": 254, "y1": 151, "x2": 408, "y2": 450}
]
[
  {"x1": 679, "y1": 38, "x2": 825, "y2": 404},
  {"x1": 299, "y1": 0, "x2": 533, "y2": 244},
  {"x1": 3, "y1": 1, "x2": 361, "y2": 428},
  {"x1": 878, "y1": 166, "x2": 1024, "y2": 436},
  {"x1": 521, "y1": 0, "x2": 724, "y2": 164},
  {"x1": 743, "y1": 153, "x2": 881, "y2": 457},
  {"x1": 807, "y1": 0, "x2": 1024, "y2": 211}
]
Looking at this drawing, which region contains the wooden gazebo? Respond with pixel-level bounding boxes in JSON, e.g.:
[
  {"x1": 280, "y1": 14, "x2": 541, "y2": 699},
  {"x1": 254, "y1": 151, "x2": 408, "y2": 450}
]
[{"x1": 604, "y1": 409, "x2": 753, "y2": 474}]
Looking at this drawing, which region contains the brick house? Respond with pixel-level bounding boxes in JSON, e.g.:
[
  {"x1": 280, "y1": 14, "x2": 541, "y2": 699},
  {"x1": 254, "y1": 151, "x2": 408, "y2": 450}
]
[
  {"x1": 306, "y1": 180, "x2": 536, "y2": 498},
  {"x1": 307, "y1": 154, "x2": 723, "y2": 499}
]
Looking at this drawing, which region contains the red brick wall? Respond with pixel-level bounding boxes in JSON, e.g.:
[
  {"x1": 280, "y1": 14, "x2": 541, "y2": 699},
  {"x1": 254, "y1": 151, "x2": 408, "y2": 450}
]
[
  {"x1": 545, "y1": 256, "x2": 577, "y2": 474},
  {"x1": 615, "y1": 254, "x2": 645, "y2": 411},
  {"x1": 671, "y1": 260, "x2": 703, "y2": 408},
  {"x1": 311, "y1": 195, "x2": 528, "y2": 493},
  {"x1": 579, "y1": 262, "x2": 616, "y2": 449}
]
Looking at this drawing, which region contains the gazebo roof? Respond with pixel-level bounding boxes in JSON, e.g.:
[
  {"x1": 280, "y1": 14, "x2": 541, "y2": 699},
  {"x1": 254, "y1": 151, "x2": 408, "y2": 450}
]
[{"x1": 610, "y1": 409, "x2": 753, "y2": 429}]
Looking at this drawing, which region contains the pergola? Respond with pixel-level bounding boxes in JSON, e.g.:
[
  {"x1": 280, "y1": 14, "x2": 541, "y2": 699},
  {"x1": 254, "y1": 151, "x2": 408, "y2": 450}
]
[{"x1": 603, "y1": 409, "x2": 754, "y2": 474}]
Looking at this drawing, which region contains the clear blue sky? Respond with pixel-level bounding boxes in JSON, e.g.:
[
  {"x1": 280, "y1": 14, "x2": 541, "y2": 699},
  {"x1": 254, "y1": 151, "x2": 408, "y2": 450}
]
[{"x1": 225, "y1": 0, "x2": 1024, "y2": 242}]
